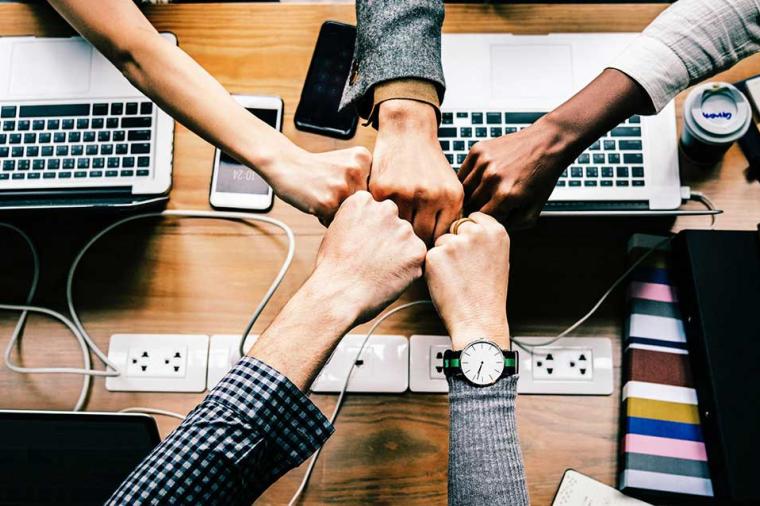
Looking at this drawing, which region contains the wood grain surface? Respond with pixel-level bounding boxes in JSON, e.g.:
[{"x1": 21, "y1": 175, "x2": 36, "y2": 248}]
[{"x1": 1, "y1": 3, "x2": 759, "y2": 505}]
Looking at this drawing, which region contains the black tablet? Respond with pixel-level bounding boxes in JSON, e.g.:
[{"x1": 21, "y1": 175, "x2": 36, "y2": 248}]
[{"x1": 0, "y1": 410, "x2": 160, "y2": 505}]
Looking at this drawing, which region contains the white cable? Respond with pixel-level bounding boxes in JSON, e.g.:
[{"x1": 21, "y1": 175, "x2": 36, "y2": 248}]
[
  {"x1": 689, "y1": 190, "x2": 717, "y2": 227},
  {"x1": 2, "y1": 210, "x2": 295, "y2": 411},
  {"x1": 512, "y1": 235, "x2": 674, "y2": 351},
  {"x1": 288, "y1": 300, "x2": 433, "y2": 506},
  {"x1": 64, "y1": 210, "x2": 295, "y2": 364},
  {"x1": 0, "y1": 223, "x2": 100, "y2": 411},
  {"x1": 119, "y1": 407, "x2": 186, "y2": 421},
  {"x1": 512, "y1": 192, "x2": 716, "y2": 351}
]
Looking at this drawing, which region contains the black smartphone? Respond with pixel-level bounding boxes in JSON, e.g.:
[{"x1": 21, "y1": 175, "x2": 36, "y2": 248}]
[{"x1": 294, "y1": 21, "x2": 358, "y2": 139}]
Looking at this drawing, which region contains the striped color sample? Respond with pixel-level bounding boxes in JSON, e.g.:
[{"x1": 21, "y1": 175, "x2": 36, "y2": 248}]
[{"x1": 619, "y1": 234, "x2": 714, "y2": 498}]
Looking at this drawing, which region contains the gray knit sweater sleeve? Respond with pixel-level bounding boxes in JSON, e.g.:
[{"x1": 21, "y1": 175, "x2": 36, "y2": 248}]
[
  {"x1": 340, "y1": 0, "x2": 446, "y2": 115},
  {"x1": 447, "y1": 376, "x2": 528, "y2": 506}
]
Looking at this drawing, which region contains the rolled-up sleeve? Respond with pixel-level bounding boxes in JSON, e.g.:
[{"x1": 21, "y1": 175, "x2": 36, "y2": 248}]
[
  {"x1": 107, "y1": 357, "x2": 333, "y2": 505},
  {"x1": 610, "y1": 0, "x2": 760, "y2": 112}
]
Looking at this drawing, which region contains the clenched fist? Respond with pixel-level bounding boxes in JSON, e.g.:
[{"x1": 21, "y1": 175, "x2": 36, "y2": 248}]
[
  {"x1": 313, "y1": 191, "x2": 428, "y2": 325},
  {"x1": 370, "y1": 100, "x2": 463, "y2": 244},
  {"x1": 267, "y1": 145, "x2": 372, "y2": 225},
  {"x1": 425, "y1": 213, "x2": 511, "y2": 350}
]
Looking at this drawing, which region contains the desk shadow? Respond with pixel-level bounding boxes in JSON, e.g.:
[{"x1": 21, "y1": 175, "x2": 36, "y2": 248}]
[
  {"x1": 506, "y1": 216, "x2": 674, "y2": 331},
  {"x1": 1, "y1": 211, "x2": 159, "y2": 311}
]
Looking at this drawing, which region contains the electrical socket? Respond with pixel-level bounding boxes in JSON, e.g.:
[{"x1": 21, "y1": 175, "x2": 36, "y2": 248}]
[
  {"x1": 410, "y1": 335, "x2": 451, "y2": 393},
  {"x1": 512, "y1": 337, "x2": 613, "y2": 395},
  {"x1": 530, "y1": 347, "x2": 593, "y2": 380},
  {"x1": 310, "y1": 334, "x2": 408, "y2": 393},
  {"x1": 106, "y1": 334, "x2": 209, "y2": 392},
  {"x1": 429, "y1": 344, "x2": 450, "y2": 380},
  {"x1": 126, "y1": 345, "x2": 187, "y2": 378},
  {"x1": 206, "y1": 334, "x2": 258, "y2": 390},
  {"x1": 410, "y1": 335, "x2": 613, "y2": 395}
]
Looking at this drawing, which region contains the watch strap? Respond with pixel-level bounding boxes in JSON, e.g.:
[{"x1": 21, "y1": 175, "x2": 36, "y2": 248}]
[{"x1": 443, "y1": 349, "x2": 519, "y2": 380}]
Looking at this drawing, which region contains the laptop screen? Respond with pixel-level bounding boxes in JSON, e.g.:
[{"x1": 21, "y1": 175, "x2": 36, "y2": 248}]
[{"x1": 0, "y1": 411, "x2": 160, "y2": 505}]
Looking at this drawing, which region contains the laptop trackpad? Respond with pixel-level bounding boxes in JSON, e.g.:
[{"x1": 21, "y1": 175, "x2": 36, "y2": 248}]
[
  {"x1": 491, "y1": 44, "x2": 573, "y2": 101},
  {"x1": 9, "y1": 39, "x2": 92, "y2": 97}
]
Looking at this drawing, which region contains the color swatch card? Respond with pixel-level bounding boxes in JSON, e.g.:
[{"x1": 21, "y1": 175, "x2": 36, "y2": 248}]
[{"x1": 618, "y1": 234, "x2": 713, "y2": 500}]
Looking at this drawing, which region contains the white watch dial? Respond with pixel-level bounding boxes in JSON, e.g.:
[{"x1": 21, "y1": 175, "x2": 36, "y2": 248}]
[{"x1": 460, "y1": 341, "x2": 505, "y2": 386}]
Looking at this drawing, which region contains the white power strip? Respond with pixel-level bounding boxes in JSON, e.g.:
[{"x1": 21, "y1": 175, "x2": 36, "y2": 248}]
[
  {"x1": 409, "y1": 335, "x2": 614, "y2": 395},
  {"x1": 206, "y1": 334, "x2": 258, "y2": 389},
  {"x1": 106, "y1": 333, "x2": 612, "y2": 395},
  {"x1": 311, "y1": 334, "x2": 409, "y2": 393}
]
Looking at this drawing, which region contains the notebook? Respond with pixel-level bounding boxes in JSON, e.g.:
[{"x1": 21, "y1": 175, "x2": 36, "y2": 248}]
[{"x1": 618, "y1": 234, "x2": 714, "y2": 501}]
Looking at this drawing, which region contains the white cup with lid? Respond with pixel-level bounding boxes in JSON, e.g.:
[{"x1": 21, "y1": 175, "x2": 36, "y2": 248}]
[{"x1": 681, "y1": 82, "x2": 752, "y2": 164}]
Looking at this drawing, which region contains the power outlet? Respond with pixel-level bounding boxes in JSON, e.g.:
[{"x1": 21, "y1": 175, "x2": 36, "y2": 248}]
[
  {"x1": 311, "y1": 334, "x2": 408, "y2": 393},
  {"x1": 206, "y1": 334, "x2": 258, "y2": 389},
  {"x1": 106, "y1": 334, "x2": 209, "y2": 392},
  {"x1": 126, "y1": 346, "x2": 187, "y2": 378},
  {"x1": 429, "y1": 344, "x2": 450, "y2": 380},
  {"x1": 410, "y1": 335, "x2": 451, "y2": 393},
  {"x1": 513, "y1": 337, "x2": 613, "y2": 395},
  {"x1": 410, "y1": 335, "x2": 613, "y2": 395},
  {"x1": 531, "y1": 348, "x2": 593, "y2": 380}
]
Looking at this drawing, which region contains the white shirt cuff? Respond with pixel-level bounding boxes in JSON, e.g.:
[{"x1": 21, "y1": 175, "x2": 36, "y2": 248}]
[{"x1": 608, "y1": 34, "x2": 691, "y2": 113}]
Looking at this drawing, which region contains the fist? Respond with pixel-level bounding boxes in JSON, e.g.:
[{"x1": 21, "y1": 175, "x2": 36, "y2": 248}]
[
  {"x1": 314, "y1": 191, "x2": 427, "y2": 324},
  {"x1": 425, "y1": 213, "x2": 511, "y2": 350},
  {"x1": 370, "y1": 100, "x2": 463, "y2": 243},
  {"x1": 459, "y1": 122, "x2": 571, "y2": 229},
  {"x1": 270, "y1": 146, "x2": 371, "y2": 224}
]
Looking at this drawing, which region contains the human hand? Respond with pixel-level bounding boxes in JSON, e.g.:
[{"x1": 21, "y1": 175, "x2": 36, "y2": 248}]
[
  {"x1": 459, "y1": 69, "x2": 654, "y2": 229},
  {"x1": 266, "y1": 145, "x2": 371, "y2": 225},
  {"x1": 370, "y1": 99, "x2": 463, "y2": 244},
  {"x1": 425, "y1": 213, "x2": 510, "y2": 351},
  {"x1": 311, "y1": 191, "x2": 427, "y2": 325},
  {"x1": 458, "y1": 117, "x2": 575, "y2": 229}
]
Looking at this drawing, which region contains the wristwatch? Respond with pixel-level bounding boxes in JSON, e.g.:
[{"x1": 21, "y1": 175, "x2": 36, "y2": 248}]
[{"x1": 443, "y1": 340, "x2": 518, "y2": 386}]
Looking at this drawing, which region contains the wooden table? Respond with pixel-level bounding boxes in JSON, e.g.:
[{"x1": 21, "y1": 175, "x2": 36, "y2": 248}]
[{"x1": 1, "y1": 3, "x2": 759, "y2": 504}]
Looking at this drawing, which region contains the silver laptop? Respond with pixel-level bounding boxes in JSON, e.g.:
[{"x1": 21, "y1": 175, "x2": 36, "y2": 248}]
[
  {"x1": 440, "y1": 33, "x2": 681, "y2": 212},
  {"x1": 0, "y1": 35, "x2": 175, "y2": 210}
]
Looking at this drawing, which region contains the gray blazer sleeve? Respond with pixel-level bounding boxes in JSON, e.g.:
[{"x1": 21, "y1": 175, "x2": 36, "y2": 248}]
[
  {"x1": 447, "y1": 376, "x2": 529, "y2": 506},
  {"x1": 340, "y1": 0, "x2": 446, "y2": 115}
]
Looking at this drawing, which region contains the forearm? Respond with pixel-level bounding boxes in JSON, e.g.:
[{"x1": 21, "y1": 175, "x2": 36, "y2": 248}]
[
  {"x1": 48, "y1": 0, "x2": 294, "y2": 181},
  {"x1": 611, "y1": 0, "x2": 760, "y2": 112},
  {"x1": 448, "y1": 376, "x2": 528, "y2": 506},
  {"x1": 248, "y1": 274, "x2": 358, "y2": 391},
  {"x1": 109, "y1": 358, "x2": 333, "y2": 505},
  {"x1": 115, "y1": 33, "x2": 292, "y2": 176},
  {"x1": 534, "y1": 68, "x2": 651, "y2": 179}
]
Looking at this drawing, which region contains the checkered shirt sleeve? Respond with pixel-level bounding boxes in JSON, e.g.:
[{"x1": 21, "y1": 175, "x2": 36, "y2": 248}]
[{"x1": 107, "y1": 356, "x2": 334, "y2": 505}]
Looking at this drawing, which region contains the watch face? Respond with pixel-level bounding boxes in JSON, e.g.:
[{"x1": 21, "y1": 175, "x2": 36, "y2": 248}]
[{"x1": 460, "y1": 341, "x2": 505, "y2": 386}]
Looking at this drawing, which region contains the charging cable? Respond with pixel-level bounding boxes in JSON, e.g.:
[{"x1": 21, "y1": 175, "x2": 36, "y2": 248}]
[
  {"x1": 289, "y1": 232, "x2": 684, "y2": 503},
  {"x1": 119, "y1": 407, "x2": 186, "y2": 421},
  {"x1": 0, "y1": 210, "x2": 295, "y2": 411},
  {"x1": 288, "y1": 299, "x2": 434, "y2": 506}
]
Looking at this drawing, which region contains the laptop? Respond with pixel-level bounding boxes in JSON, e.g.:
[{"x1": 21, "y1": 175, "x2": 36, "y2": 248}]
[
  {"x1": 0, "y1": 410, "x2": 161, "y2": 505},
  {"x1": 0, "y1": 35, "x2": 175, "y2": 211},
  {"x1": 440, "y1": 33, "x2": 681, "y2": 213},
  {"x1": 673, "y1": 230, "x2": 760, "y2": 503}
]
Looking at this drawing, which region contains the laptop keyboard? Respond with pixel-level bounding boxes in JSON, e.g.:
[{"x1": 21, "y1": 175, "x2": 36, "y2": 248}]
[
  {"x1": 0, "y1": 100, "x2": 155, "y2": 185},
  {"x1": 439, "y1": 112, "x2": 645, "y2": 188}
]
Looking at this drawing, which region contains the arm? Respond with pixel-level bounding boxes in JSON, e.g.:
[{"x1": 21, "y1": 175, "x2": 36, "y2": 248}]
[
  {"x1": 460, "y1": 0, "x2": 760, "y2": 228},
  {"x1": 108, "y1": 191, "x2": 426, "y2": 505},
  {"x1": 425, "y1": 213, "x2": 529, "y2": 505},
  {"x1": 48, "y1": 0, "x2": 370, "y2": 222},
  {"x1": 341, "y1": 0, "x2": 463, "y2": 243}
]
